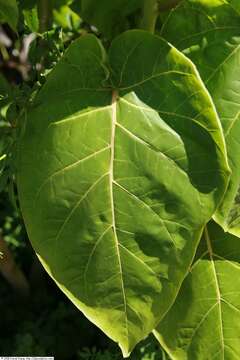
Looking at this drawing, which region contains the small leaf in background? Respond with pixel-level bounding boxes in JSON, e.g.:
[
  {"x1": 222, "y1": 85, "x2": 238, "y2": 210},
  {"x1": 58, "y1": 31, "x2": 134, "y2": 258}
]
[
  {"x1": 18, "y1": 0, "x2": 39, "y2": 32},
  {"x1": 0, "y1": 0, "x2": 18, "y2": 31},
  {"x1": 23, "y1": 6, "x2": 39, "y2": 33},
  {"x1": 53, "y1": 3, "x2": 82, "y2": 30},
  {"x1": 78, "y1": 0, "x2": 144, "y2": 38}
]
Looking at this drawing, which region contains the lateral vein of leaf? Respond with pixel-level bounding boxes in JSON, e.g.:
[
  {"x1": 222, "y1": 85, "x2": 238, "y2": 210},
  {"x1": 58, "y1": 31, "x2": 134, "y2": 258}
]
[
  {"x1": 53, "y1": 172, "x2": 109, "y2": 256},
  {"x1": 205, "y1": 226, "x2": 225, "y2": 359},
  {"x1": 185, "y1": 302, "x2": 218, "y2": 352},
  {"x1": 206, "y1": 44, "x2": 240, "y2": 84},
  {"x1": 118, "y1": 99, "x2": 190, "y2": 159},
  {"x1": 213, "y1": 253, "x2": 240, "y2": 271},
  {"x1": 118, "y1": 243, "x2": 159, "y2": 277},
  {"x1": 113, "y1": 180, "x2": 177, "y2": 248},
  {"x1": 83, "y1": 225, "x2": 113, "y2": 293},
  {"x1": 158, "y1": 110, "x2": 204, "y2": 124},
  {"x1": 49, "y1": 106, "x2": 112, "y2": 126},
  {"x1": 119, "y1": 97, "x2": 156, "y2": 112},
  {"x1": 225, "y1": 110, "x2": 240, "y2": 137},
  {"x1": 119, "y1": 70, "x2": 193, "y2": 91},
  {"x1": 221, "y1": 298, "x2": 240, "y2": 314},
  {"x1": 156, "y1": 218, "x2": 191, "y2": 231},
  {"x1": 126, "y1": 303, "x2": 144, "y2": 332},
  {"x1": 116, "y1": 122, "x2": 187, "y2": 177},
  {"x1": 228, "y1": 3, "x2": 240, "y2": 17},
  {"x1": 65, "y1": 50, "x2": 108, "y2": 75},
  {"x1": 158, "y1": 110, "x2": 222, "y2": 148},
  {"x1": 115, "y1": 227, "x2": 134, "y2": 235},
  {"x1": 160, "y1": 4, "x2": 215, "y2": 36},
  {"x1": 34, "y1": 146, "x2": 110, "y2": 205},
  {"x1": 174, "y1": 26, "x2": 239, "y2": 48},
  {"x1": 169, "y1": 89, "x2": 202, "y2": 113},
  {"x1": 110, "y1": 90, "x2": 129, "y2": 341},
  {"x1": 227, "y1": 211, "x2": 240, "y2": 229},
  {"x1": 189, "y1": 250, "x2": 209, "y2": 272},
  {"x1": 119, "y1": 40, "x2": 145, "y2": 86}
]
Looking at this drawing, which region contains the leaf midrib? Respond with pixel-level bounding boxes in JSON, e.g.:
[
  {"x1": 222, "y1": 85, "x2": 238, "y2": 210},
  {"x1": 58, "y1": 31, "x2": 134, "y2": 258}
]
[
  {"x1": 205, "y1": 226, "x2": 225, "y2": 360},
  {"x1": 110, "y1": 90, "x2": 129, "y2": 343}
]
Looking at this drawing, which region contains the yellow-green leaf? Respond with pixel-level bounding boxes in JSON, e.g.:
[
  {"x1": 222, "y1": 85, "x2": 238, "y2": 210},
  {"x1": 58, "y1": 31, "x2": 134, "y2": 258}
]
[
  {"x1": 17, "y1": 31, "x2": 229, "y2": 356},
  {"x1": 160, "y1": 0, "x2": 240, "y2": 236},
  {"x1": 154, "y1": 221, "x2": 240, "y2": 359}
]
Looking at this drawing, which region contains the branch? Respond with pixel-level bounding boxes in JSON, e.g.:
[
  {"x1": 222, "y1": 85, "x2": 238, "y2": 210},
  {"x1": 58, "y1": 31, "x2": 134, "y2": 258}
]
[
  {"x1": 140, "y1": 0, "x2": 159, "y2": 33},
  {"x1": 37, "y1": 0, "x2": 53, "y2": 33},
  {"x1": 0, "y1": 235, "x2": 30, "y2": 297}
]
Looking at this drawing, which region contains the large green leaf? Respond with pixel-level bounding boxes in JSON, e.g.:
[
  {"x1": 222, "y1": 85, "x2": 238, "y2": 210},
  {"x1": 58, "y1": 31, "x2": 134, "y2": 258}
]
[
  {"x1": 78, "y1": 0, "x2": 143, "y2": 37},
  {"x1": 154, "y1": 221, "x2": 240, "y2": 359},
  {"x1": 17, "y1": 31, "x2": 229, "y2": 356},
  {"x1": 160, "y1": 0, "x2": 240, "y2": 236},
  {"x1": 0, "y1": 0, "x2": 18, "y2": 31}
]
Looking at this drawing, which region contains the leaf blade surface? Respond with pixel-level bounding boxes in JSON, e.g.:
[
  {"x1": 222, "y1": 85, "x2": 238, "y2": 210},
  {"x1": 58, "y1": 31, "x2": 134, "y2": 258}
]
[
  {"x1": 160, "y1": 0, "x2": 240, "y2": 236},
  {"x1": 0, "y1": 0, "x2": 18, "y2": 31},
  {"x1": 17, "y1": 31, "x2": 229, "y2": 355},
  {"x1": 154, "y1": 221, "x2": 240, "y2": 360}
]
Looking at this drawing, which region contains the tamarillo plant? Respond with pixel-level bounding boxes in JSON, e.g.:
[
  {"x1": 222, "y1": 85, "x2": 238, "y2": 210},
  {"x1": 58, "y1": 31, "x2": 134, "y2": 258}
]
[{"x1": 1, "y1": 0, "x2": 240, "y2": 358}]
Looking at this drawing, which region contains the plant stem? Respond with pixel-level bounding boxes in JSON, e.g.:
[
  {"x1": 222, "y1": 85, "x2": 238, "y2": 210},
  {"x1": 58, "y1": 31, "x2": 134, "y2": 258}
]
[
  {"x1": 0, "y1": 236, "x2": 30, "y2": 298},
  {"x1": 37, "y1": 0, "x2": 53, "y2": 33},
  {"x1": 140, "y1": 0, "x2": 159, "y2": 33}
]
